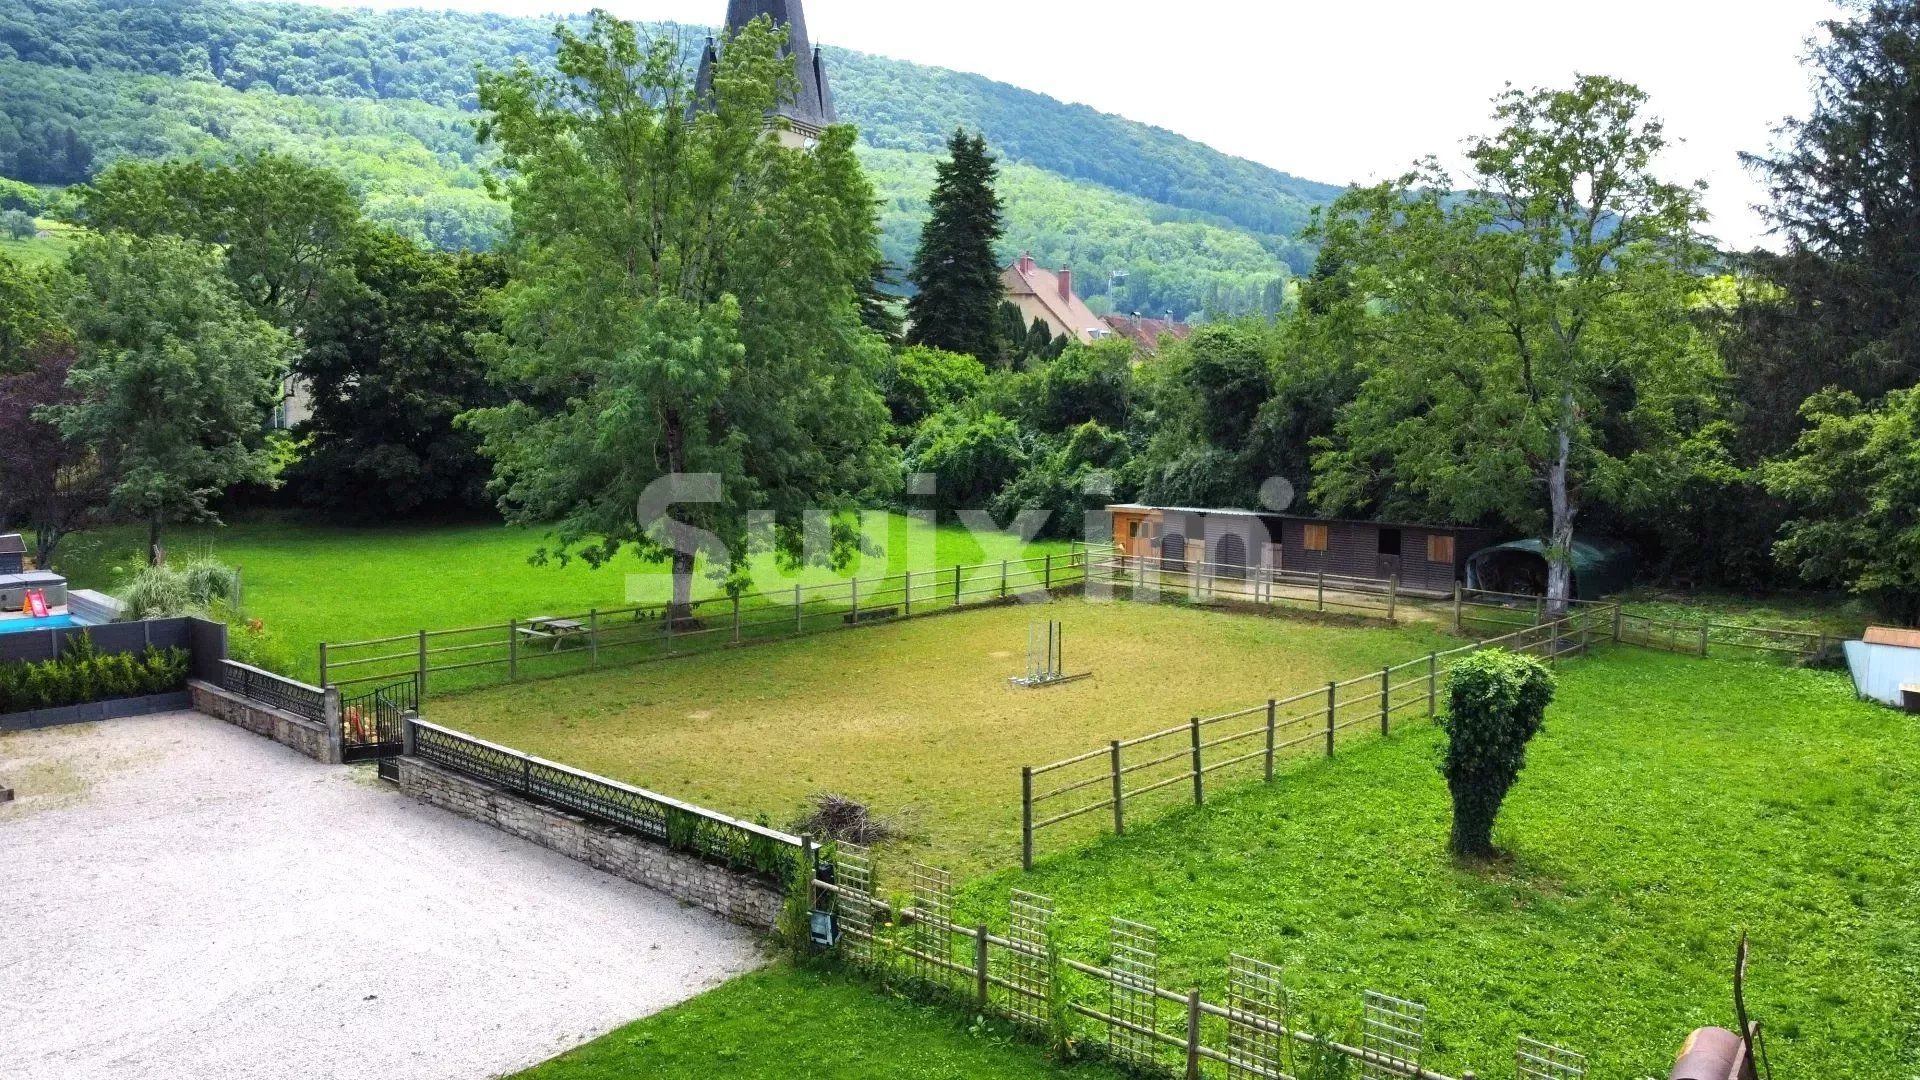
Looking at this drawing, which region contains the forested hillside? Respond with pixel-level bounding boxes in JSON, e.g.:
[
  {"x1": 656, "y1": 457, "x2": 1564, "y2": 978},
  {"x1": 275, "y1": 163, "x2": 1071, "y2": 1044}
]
[{"x1": 0, "y1": 0, "x2": 1338, "y2": 317}]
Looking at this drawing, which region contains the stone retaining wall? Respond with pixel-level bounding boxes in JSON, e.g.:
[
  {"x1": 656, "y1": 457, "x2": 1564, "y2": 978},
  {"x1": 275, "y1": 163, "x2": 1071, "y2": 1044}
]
[
  {"x1": 189, "y1": 679, "x2": 340, "y2": 764},
  {"x1": 395, "y1": 756, "x2": 783, "y2": 930}
]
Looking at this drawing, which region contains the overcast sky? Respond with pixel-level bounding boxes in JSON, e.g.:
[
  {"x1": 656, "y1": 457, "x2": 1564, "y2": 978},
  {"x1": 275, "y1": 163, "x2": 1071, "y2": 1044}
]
[{"x1": 315, "y1": 0, "x2": 1838, "y2": 249}]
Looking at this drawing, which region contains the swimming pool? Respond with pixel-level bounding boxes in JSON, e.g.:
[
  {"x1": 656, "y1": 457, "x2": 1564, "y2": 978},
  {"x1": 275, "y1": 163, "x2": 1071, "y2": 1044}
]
[{"x1": 0, "y1": 614, "x2": 81, "y2": 635}]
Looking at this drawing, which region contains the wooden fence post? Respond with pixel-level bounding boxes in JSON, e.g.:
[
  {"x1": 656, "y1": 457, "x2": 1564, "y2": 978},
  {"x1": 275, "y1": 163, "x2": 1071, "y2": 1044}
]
[
  {"x1": 1325, "y1": 682, "x2": 1336, "y2": 756},
  {"x1": 1001, "y1": 560, "x2": 1009, "y2": 598},
  {"x1": 1189, "y1": 717, "x2": 1204, "y2": 805},
  {"x1": 1021, "y1": 766, "x2": 1034, "y2": 870},
  {"x1": 1184, "y1": 989, "x2": 1202, "y2": 1080},
  {"x1": 1264, "y1": 699, "x2": 1277, "y2": 781},
  {"x1": 1387, "y1": 575, "x2": 1399, "y2": 622},
  {"x1": 588, "y1": 610, "x2": 599, "y2": 668},
  {"x1": 318, "y1": 642, "x2": 329, "y2": 689},
  {"x1": 795, "y1": 584, "x2": 804, "y2": 634},
  {"x1": 417, "y1": 629, "x2": 428, "y2": 702},
  {"x1": 1317, "y1": 571, "x2": 1326, "y2": 612},
  {"x1": 1699, "y1": 618, "x2": 1710, "y2": 658},
  {"x1": 1612, "y1": 601, "x2": 1624, "y2": 643},
  {"x1": 975, "y1": 924, "x2": 990, "y2": 1008},
  {"x1": 1534, "y1": 595, "x2": 1544, "y2": 626},
  {"x1": 1452, "y1": 581, "x2": 1463, "y2": 633},
  {"x1": 1110, "y1": 740, "x2": 1125, "y2": 835},
  {"x1": 1427, "y1": 652, "x2": 1438, "y2": 718},
  {"x1": 904, "y1": 570, "x2": 913, "y2": 616},
  {"x1": 731, "y1": 595, "x2": 742, "y2": 643},
  {"x1": 955, "y1": 564, "x2": 963, "y2": 606},
  {"x1": 1379, "y1": 667, "x2": 1390, "y2": 735},
  {"x1": 851, "y1": 577, "x2": 860, "y2": 623},
  {"x1": 1045, "y1": 553, "x2": 1052, "y2": 591},
  {"x1": 508, "y1": 619, "x2": 518, "y2": 681}
]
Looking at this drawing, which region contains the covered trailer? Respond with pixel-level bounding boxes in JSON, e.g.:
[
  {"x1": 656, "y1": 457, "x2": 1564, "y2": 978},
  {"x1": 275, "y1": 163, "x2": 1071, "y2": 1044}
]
[{"x1": 1464, "y1": 537, "x2": 1635, "y2": 600}]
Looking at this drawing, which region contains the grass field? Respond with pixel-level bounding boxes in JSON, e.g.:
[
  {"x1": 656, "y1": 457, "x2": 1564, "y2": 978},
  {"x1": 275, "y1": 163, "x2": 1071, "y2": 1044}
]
[
  {"x1": 0, "y1": 218, "x2": 82, "y2": 268},
  {"x1": 52, "y1": 512, "x2": 1071, "y2": 680},
  {"x1": 514, "y1": 964, "x2": 1124, "y2": 1080},
  {"x1": 431, "y1": 597, "x2": 1457, "y2": 875},
  {"x1": 941, "y1": 650, "x2": 1917, "y2": 1079}
]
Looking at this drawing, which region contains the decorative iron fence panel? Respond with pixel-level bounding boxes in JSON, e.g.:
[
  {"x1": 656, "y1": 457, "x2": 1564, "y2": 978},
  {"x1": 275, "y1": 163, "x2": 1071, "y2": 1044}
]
[{"x1": 219, "y1": 660, "x2": 326, "y2": 722}]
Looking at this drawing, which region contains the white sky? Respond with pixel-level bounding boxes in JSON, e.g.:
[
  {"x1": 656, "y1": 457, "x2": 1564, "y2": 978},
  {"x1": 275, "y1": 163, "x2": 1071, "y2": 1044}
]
[{"x1": 317, "y1": 0, "x2": 1838, "y2": 249}]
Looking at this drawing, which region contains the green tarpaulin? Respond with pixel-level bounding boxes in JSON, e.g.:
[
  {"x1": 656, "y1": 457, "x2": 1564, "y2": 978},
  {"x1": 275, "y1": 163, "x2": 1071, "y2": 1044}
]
[{"x1": 1464, "y1": 537, "x2": 1635, "y2": 600}]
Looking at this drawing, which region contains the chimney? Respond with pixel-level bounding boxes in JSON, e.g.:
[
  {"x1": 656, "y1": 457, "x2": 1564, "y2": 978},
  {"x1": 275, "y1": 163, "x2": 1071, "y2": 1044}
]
[
  {"x1": 1019, "y1": 252, "x2": 1034, "y2": 274},
  {"x1": 1058, "y1": 268, "x2": 1073, "y2": 300}
]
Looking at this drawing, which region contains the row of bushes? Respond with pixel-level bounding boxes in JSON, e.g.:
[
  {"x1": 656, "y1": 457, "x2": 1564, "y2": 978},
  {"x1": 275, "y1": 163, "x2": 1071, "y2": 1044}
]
[{"x1": 0, "y1": 636, "x2": 189, "y2": 714}]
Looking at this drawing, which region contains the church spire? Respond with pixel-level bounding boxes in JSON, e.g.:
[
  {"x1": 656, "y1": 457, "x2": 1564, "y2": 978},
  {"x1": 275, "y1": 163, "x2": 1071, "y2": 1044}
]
[{"x1": 698, "y1": 0, "x2": 837, "y2": 140}]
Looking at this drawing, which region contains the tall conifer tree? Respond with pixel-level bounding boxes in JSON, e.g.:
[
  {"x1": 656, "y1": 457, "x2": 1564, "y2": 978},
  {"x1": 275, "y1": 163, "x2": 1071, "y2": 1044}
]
[{"x1": 907, "y1": 130, "x2": 1006, "y2": 362}]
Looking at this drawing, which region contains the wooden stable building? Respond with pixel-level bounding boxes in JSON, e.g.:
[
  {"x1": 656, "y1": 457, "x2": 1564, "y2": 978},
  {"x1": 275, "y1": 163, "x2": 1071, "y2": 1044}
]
[{"x1": 1105, "y1": 504, "x2": 1494, "y2": 595}]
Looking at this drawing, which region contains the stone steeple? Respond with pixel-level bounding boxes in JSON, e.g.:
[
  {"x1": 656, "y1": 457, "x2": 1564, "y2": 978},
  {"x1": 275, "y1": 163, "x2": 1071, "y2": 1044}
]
[{"x1": 695, "y1": 0, "x2": 838, "y2": 143}]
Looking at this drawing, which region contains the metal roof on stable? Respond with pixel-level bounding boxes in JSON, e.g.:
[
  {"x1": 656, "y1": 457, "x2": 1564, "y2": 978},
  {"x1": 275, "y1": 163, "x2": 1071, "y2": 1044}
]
[{"x1": 1104, "y1": 504, "x2": 1484, "y2": 532}]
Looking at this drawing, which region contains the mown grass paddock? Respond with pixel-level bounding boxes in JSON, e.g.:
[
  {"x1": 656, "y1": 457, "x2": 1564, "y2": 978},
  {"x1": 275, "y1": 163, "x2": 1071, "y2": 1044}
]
[
  {"x1": 939, "y1": 651, "x2": 1917, "y2": 1080},
  {"x1": 430, "y1": 596, "x2": 1457, "y2": 876}
]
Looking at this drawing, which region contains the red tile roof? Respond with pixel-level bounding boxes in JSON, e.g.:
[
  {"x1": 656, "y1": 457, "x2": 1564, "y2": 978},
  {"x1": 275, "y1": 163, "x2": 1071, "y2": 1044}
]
[
  {"x1": 1102, "y1": 314, "x2": 1193, "y2": 352},
  {"x1": 1002, "y1": 254, "x2": 1109, "y2": 344}
]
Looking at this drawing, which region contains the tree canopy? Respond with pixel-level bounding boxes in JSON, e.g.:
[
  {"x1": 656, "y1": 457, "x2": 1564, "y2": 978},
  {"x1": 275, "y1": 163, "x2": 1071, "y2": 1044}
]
[{"x1": 907, "y1": 130, "x2": 1006, "y2": 363}]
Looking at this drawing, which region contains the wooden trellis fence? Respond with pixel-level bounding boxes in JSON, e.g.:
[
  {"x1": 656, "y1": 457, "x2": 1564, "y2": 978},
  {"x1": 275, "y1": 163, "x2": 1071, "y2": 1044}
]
[{"x1": 812, "y1": 861, "x2": 1583, "y2": 1080}]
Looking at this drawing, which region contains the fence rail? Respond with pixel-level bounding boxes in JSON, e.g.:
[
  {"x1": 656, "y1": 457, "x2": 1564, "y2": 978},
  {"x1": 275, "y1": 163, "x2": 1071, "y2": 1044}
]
[
  {"x1": 319, "y1": 551, "x2": 1088, "y2": 696},
  {"x1": 407, "y1": 717, "x2": 807, "y2": 884},
  {"x1": 1615, "y1": 611, "x2": 1836, "y2": 663},
  {"x1": 815, "y1": 861, "x2": 1568, "y2": 1080},
  {"x1": 1021, "y1": 608, "x2": 1601, "y2": 867},
  {"x1": 218, "y1": 659, "x2": 326, "y2": 722}
]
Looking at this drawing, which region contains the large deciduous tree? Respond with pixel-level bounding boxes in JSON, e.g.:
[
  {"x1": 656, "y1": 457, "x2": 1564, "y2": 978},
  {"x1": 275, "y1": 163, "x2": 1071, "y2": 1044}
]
[
  {"x1": 1305, "y1": 76, "x2": 1721, "y2": 610},
  {"x1": 289, "y1": 228, "x2": 504, "y2": 515},
  {"x1": 77, "y1": 153, "x2": 363, "y2": 330},
  {"x1": 0, "y1": 252, "x2": 69, "y2": 375},
  {"x1": 466, "y1": 13, "x2": 893, "y2": 618},
  {"x1": 0, "y1": 340, "x2": 112, "y2": 570},
  {"x1": 907, "y1": 130, "x2": 1007, "y2": 363},
  {"x1": 53, "y1": 235, "x2": 293, "y2": 565},
  {"x1": 1764, "y1": 387, "x2": 1920, "y2": 622}
]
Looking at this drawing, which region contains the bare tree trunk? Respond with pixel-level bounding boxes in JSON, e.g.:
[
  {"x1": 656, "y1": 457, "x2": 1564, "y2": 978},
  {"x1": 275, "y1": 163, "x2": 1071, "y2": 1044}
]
[
  {"x1": 147, "y1": 513, "x2": 165, "y2": 568},
  {"x1": 1545, "y1": 415, "x2": 1575, "y2": 616}
]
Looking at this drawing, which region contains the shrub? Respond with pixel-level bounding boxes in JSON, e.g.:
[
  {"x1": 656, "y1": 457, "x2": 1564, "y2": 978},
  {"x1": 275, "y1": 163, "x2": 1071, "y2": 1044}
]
[
  {"x1": 1439, "y1": 649, "x2": 1557, "y2": 859},
  {"x1": 121, "y1": 557, "x2": 243, "y2": 620},
  {"x1": 0, "y1": 636, "x2": 189, "y2": 714}
]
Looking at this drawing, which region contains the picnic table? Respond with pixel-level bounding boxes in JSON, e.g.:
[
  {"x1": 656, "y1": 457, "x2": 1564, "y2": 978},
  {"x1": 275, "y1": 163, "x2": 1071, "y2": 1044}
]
[{"x1": 518, "y1": 616, "x2": 588, "y2": 652}]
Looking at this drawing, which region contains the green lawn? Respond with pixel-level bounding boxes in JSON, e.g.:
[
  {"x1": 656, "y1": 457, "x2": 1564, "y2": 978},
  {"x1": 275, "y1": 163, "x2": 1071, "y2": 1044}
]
[
  {"x1": 52, "y1": 511, "x2": 1072, "y2": 680},
  {"x1": 432, "y1": 597, "x2": 1456, "y2": 876},
  {"x1": 0, "y1": 217, "x2": 82, "y2": 268},
  {"x1": 943, "y1": 650, "x2": 1917, "y2": 1079},
  {"x1": 1616, "y1": 586, "x2": 1873, "y2": 638},
  {"x1": 514, "y1": 964, "x2": 1124, "y2": 1080}
]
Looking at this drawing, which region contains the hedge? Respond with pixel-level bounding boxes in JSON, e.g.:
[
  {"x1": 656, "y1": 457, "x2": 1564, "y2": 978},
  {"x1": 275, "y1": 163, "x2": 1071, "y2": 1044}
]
[{"x1": 0, "y1": 634, "x2": 190, "y2": 714}]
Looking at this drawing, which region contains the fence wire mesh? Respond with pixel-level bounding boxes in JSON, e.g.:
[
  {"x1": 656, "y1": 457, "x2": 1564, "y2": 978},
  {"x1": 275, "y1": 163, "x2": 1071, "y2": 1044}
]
[
  {"x1": 1002, "y1": 890, "x2": 1054, "y2": 1027},
  {"x1": 835, "y1": 843, "x2": 875, "y2": 966},
  {"x1": 1227, "y1": 953, "x2": 1292, "y2": 1080},
  {"x1": 1360, "y1": 991, "x2": 1427, "y2": 1079},
  {"x1": 1108, "y1": 918, "x2": 1162, "y2": 1069},
  {"x1": 1517, "y1": 1037, "x2": 1586, "y2": 1080}
]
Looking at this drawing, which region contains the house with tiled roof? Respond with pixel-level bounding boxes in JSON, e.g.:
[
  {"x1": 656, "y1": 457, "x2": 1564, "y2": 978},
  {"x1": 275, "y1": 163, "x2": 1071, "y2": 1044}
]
[
  {"x1": 1002, "y1": 254, "x2": 1111, "y2": 345},
  {"x1": 1102, "y1": 314, "x2": 1192, "y2": 354}
]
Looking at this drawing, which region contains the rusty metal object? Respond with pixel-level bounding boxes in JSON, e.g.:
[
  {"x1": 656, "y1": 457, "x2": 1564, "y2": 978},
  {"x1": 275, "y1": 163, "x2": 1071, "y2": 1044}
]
[
  {"x1": 1670, "y1": 1027, "x2": 1749, "y2": 1080},
  {"x1": 1864, "y1": 625, "x2": 1920, "y2": 649}
]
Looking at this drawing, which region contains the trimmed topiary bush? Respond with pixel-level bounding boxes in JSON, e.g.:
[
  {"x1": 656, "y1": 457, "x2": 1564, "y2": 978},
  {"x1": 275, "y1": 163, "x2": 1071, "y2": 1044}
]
[{"x1": 1439, "y1": 649, "x2": 1557, "y2": 860}]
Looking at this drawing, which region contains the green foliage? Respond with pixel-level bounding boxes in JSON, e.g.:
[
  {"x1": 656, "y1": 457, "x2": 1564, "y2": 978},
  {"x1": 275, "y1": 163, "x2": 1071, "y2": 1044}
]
[
  {"x1": 906, "y1": 411, "x2": 1029, "y2": 515},
  {"x1": 776, "y1": 854, "x2": 817, "y2": 958},
  {"x1": 53, "y1": 234, "x2": 291, "y2": 562},
  {"x1": 1, "y1": 209, "x2": 33, "y2": 239},
  {"x1": 0, "y1": 249, "x2": 69, "y2": 372},
  {"x1": 467, "y1": 13, "x2": 893, "y2": 615},
  {"x1": 885, "y1": 345, "x2": 989, "y2": 429},
  {"x1": 1763, "y1": 386, "x2": 1920, "y2": 621},
  {"x1": 1304, "y1": 77, "x2": 1721, "y2": 607},
  {"x1": 907, "y1": 130, "x2": 1007, "y2": 362},
  {"x1": 0, "y1": 639, "x2": 188, "y2": 714},
  {"x1": 290, "y1": 228, "x2": 504, "y2": 515},
  {"x1": 0, "y1": 177, "x2": 47, "y2": 213},
  {"x1": 1439, "y1": 650, "x2": 1556, "y2": 859},
  {"x1": 77, "y1": 153, "x2": 362, "y2": 328}
]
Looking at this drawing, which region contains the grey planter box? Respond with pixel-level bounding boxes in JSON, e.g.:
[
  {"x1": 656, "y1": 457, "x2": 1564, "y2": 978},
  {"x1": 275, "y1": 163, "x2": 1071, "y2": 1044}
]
[{"x1": 0, "y1": 690, "x2": 192, "y2": 732}]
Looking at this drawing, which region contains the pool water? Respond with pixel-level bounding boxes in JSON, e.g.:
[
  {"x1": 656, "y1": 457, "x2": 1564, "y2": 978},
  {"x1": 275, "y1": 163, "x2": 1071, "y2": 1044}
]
[{"x1": 0, "y1": 614, "x2": 81, "y2": 635}]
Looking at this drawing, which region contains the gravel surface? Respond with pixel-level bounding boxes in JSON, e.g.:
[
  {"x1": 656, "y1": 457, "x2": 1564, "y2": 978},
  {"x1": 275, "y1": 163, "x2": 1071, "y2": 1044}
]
[{"x1": 0, "y1": 713, "x2": 764, "y2": 1080}]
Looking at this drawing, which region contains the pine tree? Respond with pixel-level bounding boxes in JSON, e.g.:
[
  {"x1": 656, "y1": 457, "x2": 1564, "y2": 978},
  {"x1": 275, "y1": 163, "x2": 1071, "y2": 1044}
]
[{"x1": 907, "y1": 129, "x2": 1006, "y2": 362}]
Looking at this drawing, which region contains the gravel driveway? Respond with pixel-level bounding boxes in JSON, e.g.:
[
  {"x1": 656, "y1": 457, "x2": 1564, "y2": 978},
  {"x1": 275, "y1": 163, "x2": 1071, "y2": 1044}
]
[{"x1": 0, "y1": 712, "x2": 764, "y2": 1080}]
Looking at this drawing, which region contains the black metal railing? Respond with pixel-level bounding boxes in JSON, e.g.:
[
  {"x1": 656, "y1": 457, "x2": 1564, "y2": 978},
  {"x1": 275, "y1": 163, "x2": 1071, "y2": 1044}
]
[
  {"x1": 409, "y1": 718, "x2": 807, "y2": 885},
  {"x1": 341, "y1": 676, "x2": 415, "y2": 764},
  {"x1": 219, "y1": 659, "x2": 326, "y2": 722}
]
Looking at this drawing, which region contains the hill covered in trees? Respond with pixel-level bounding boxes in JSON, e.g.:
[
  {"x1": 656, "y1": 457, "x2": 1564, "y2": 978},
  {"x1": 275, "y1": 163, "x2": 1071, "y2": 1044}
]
[{"x1": 0, "y1": 0, "x2": 1341, "y2": 318}]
